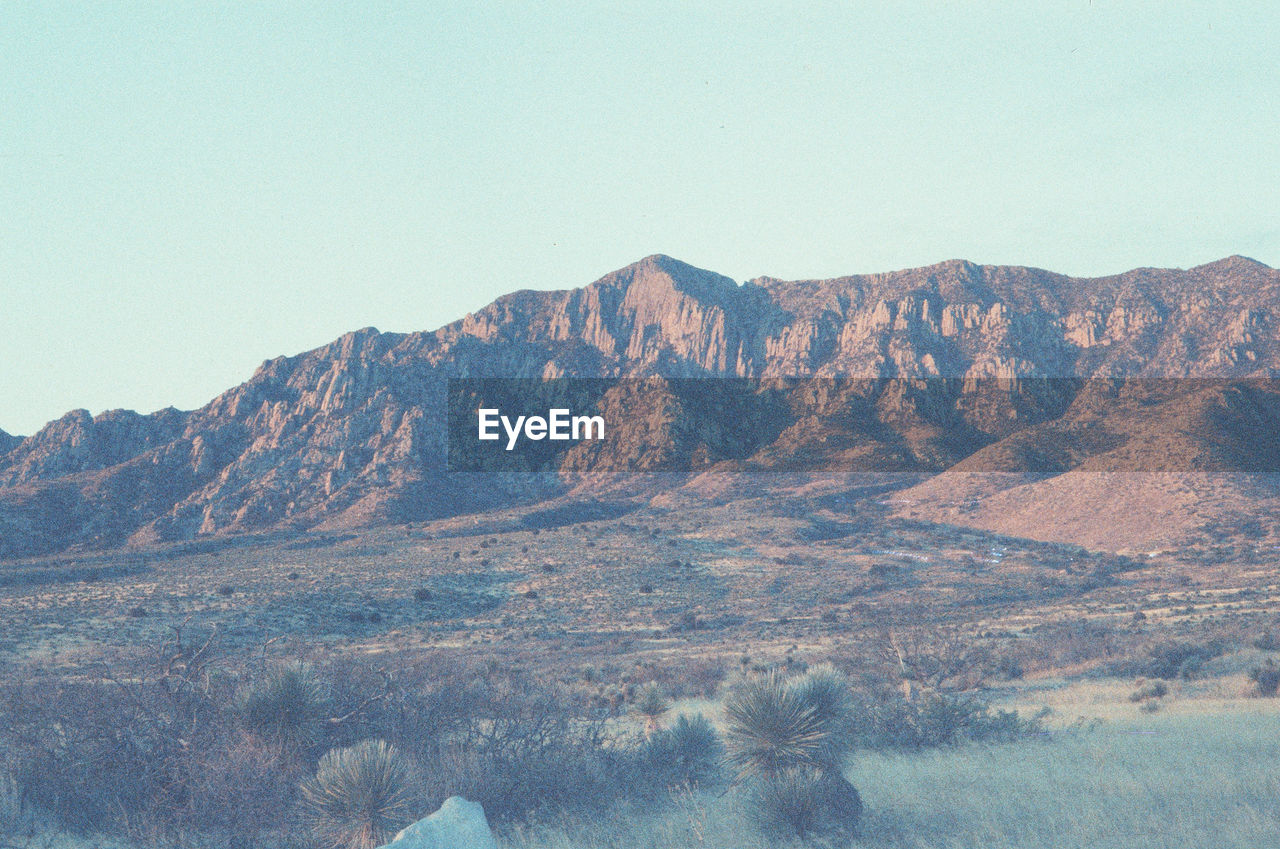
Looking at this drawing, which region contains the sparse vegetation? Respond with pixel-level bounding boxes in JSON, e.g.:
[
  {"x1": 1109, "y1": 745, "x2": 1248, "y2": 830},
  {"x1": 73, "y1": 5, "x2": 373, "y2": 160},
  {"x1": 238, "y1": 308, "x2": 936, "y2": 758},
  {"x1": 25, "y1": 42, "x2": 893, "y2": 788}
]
[
  {"x1": 1249, "y1": 659, "x2": 1280, "y2": 696},
  {"x1": 632, "y1": 682, "x2": 670, "y2": 735},
  {"x1": 1, "y1": 500, "x2": 1277, "y2": 848},
  {"x1": 641, "y1": 713, "x2": 724, "y2": 787}
]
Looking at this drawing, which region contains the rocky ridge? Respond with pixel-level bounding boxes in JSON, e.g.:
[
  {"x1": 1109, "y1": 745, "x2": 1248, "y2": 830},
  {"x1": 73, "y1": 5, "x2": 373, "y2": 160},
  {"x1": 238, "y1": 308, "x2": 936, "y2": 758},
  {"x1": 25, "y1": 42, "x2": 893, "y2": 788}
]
[{"x1": 2, "y1": 254, "x2": 1279, "y2": 557}]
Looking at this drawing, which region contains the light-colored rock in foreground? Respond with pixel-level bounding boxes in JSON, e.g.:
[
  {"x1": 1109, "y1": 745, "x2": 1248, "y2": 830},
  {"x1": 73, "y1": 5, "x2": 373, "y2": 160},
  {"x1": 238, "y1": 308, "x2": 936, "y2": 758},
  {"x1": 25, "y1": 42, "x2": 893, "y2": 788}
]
[{"x1": 378, "y1": 796, "x2": 497, "y2": 849}]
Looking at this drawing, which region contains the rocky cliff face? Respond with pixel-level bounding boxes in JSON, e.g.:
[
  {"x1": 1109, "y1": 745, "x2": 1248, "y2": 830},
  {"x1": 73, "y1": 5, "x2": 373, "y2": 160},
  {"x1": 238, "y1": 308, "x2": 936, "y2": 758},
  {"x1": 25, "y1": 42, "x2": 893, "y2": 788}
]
[{"x1": 2, "y1": 253, "x2": 1279, "y2": 557}]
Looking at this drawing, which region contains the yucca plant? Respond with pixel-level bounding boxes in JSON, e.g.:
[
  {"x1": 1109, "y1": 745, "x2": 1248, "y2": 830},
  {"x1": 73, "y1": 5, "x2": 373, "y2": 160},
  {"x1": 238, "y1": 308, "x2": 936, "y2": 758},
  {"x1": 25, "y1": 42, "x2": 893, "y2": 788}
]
[
  {"x1": 301, "y1": 739, "x2": 415, "y2": 849},
  {"x1": 723, "y1": 670, "x2": 834, "y2": 780},
  {"x1": 790, "y1": 663, "x2": 853, "y2": 767},
  {"x1": 726, "y1": 668, "x2": 862, "y2": 841},
  {"x1": 631, "y1": 682, "x2": 670, "y2": 736},
  {"x1": 238, "y1": 661, "x2": 328, "y2": 744}
]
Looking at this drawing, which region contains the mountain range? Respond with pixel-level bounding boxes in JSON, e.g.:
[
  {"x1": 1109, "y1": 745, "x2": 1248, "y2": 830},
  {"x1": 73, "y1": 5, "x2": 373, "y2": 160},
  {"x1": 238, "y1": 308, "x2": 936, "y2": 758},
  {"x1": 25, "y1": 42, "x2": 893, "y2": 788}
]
[{"x1": 4, "y1": 253, "x2": 1280, "y2": 558}]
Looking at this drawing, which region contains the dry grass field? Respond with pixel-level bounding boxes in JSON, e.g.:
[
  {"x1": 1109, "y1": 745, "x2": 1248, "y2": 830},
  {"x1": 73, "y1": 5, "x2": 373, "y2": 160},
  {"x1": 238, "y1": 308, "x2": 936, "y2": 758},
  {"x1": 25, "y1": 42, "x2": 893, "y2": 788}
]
[
  {"x1": 506, "y1": 710, "x2": 1280, "y2": 849},
  {"x1": 4, "y1": 481, "x2": 1280, "y2": 848}
]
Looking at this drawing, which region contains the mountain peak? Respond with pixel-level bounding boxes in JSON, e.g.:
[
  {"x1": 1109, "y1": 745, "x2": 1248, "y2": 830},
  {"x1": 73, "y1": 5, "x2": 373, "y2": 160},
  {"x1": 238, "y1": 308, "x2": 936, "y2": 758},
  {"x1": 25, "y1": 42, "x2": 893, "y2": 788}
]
[
  {"x1": 597, "y1": 255, "x2": 739, "y2": 300},
  {"x1": 1192, "y1": 255, "x2": 1274, "y2": 274}
]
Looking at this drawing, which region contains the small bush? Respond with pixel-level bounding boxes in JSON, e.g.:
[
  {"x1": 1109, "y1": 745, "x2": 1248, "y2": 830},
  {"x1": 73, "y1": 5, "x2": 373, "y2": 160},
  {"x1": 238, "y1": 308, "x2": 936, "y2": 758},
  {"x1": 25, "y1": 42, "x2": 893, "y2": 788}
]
[
  {"x1": 750, "y1": 769, "x2": 824, "y2": 841},
  {"x1": 1129, "y1": 680, "x2": 1169, "y2": 702},
  {"x1": 851, "y1": 689, "x2": 1043, "y2": 750},
  {"x1": 749, "y1": 768, "x2": 861, "y2": 842},
  {"x1": 1254, "y1": 631, "x2": 1280, "y2": 651},
  {"x1": 1130, "y1": 640, "x2": 1226, "y2": 680},
  {"x1": 672, "y1": 612, "x2": 703, "y2": 632},
  {"x1": 995, "y1": 655, "x2": 1025, "y2": 679},
  {"x1": 640, "y1": 713, "x2": 724, "y2": 787},
  {"x1": 631, "y1": 682, "x2": 670, "y2": 734},
  {"x1": 1249, "y1": 660, "x2": 1280, "y2": 697}
]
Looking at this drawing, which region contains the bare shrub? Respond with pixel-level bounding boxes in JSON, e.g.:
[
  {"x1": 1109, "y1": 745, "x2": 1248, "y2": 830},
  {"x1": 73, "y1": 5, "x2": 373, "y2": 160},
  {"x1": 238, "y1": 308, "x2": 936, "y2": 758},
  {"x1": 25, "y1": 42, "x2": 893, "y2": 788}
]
[
  {"x1": 880, "y1": 626, "x2": 992, "y2": 692},
  {"x1": 0, "y1": 637, "x2": 225, "y2": 834},
  {"x1": 1129, "y1": 680, "x2": 1169, "y2": 703},
  {"x1": 1249, "y1": 660, "x2": 1280, "y2": 697},
  {"x1": 387, "y1": 667, "x2": 629, "y2": 822},
  {"x1": 184, "y1": 732, "x2": 304, "y2": 843}
]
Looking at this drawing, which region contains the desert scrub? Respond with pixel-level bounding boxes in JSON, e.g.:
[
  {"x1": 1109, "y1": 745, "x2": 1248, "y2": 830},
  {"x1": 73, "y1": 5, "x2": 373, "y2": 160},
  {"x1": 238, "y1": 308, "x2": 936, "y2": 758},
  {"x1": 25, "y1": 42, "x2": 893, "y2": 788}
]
[
  {"x1": 631, "y1": 682, "x2": 670, "y2": 735},
  {"x1": 1128, "y1": 680, "x2": 1169, "y2": 703},
  {"x1": 749, "y1": 767, "x2": 862, "y2": 842},
  {"x1": 641, "y1": 713, "x2": 724, "y2": 788},
  {"x1": 301, "y1": 739, "x2": 416, "y2": 849},
  {"x1": 850, "y1": 688, "x2": 1044, "y2": 750},
  {"x1": 238, "y1": 661, "x2": 329, "y2": 743},
  {"x1": 1248, "y1": 659, "x2": 1280, "y2": 696}
]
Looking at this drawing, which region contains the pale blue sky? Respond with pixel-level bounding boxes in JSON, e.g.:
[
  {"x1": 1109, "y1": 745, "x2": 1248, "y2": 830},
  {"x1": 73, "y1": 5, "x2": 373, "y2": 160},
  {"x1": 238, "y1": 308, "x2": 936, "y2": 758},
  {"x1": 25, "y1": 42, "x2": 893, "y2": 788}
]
[{"x1": 3, "y1": 2, "x2": 1278, "y2": 436}]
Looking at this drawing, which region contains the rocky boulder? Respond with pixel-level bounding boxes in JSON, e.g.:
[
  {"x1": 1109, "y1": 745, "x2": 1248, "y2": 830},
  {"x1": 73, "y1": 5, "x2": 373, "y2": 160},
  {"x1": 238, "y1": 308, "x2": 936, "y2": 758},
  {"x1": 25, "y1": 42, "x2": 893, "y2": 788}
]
[{"x1": 377, "y1": 796, "x2": 496, "y2": 849}]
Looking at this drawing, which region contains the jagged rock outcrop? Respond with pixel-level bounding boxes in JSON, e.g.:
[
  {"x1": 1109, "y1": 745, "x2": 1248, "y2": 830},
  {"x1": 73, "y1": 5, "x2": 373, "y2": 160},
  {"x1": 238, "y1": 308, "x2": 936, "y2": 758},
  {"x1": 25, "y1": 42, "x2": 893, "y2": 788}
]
[
  {"x1": 2, "y1": 253, "x2": 1279, "y2": 557},
  {"x1": 0, "y1": 428, "x2": 20, "y2": 457},
  {"x1": 1, "y1": 407, "x2": 189, "y2": 487}
]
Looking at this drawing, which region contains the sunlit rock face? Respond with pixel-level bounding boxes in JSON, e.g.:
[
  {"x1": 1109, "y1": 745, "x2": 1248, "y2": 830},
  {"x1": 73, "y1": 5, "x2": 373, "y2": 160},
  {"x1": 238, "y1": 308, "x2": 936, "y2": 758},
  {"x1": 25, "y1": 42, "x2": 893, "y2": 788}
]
[{"x1": 2, "y1": 254, "x2": 1278, "y2": 556}]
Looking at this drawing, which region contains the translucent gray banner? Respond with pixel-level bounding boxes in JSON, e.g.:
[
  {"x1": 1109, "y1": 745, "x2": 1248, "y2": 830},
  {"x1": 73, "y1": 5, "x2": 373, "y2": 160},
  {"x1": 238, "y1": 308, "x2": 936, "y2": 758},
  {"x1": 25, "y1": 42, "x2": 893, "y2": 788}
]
[{"x1": 445, "y1": 377, "x2": 1280, "y2": 473}]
